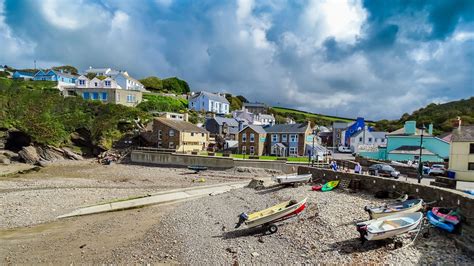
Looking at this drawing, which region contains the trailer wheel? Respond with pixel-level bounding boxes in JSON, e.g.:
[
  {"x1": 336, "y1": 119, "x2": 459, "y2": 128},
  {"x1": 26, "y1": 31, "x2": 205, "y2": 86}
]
[
  {"x1": 268, "y1": 224, "x2": 278, "y2": 234},
  {"x1": 394, "y1": 241, "x2": 403, "y2": 249}
]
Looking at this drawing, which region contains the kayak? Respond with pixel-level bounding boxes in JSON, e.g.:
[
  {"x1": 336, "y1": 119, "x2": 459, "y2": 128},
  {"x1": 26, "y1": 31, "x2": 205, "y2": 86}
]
[
  {"x1": 365, "y1": 199, "x2": 423, "y2": 219},
  {"x1": 431, "y1": 207, "x2": 460, "y2": 225},
  {"x1": 321, "y1": 180, "x2": 340, "y2": 192},
  {"x1": 312, "y1": 185, "x2": 322, "y2": 191},
  {"x1": 356, "y1": 212, "x2": 423, "y2": 241},
  {"x1": 427, "y1": 210, "x2": 455, "y2": 232}
]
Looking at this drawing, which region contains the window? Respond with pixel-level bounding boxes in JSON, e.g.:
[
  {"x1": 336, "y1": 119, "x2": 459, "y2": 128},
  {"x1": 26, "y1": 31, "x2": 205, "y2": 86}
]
[
  {"x1": 289, "y1": 147, "x2": 297, "y2": 156},
  {"x1": 191, "y1": 132, "x2": 195, "y2": 136},
  {"x1": 242, "y1": 133, "x2": 247, "y2": 142},
  {"x1": 169, "y1": 142, "x2": 174, "y2": 149},
  {"x1": 470, "y1": 144, "x2": 474, "y2": 154},
  {"x1": 105, "y1": 80, "x2": 111, "y2": 86},
  {"x1": 381, "y1": 139, "x2": 385, "y2": 143},
  {"x1": 250, "y1": 133, "x2": 255, "y2": 142},
  {"x1": 158, "y1": 130, "x2": 162, "y2": 140},
  {"x1": 250, "y1": 146, "x2": 255, "y2": 155},
  {"x1": 272, "y1": 134, "x2": 279, "y2": 142},
  {"x1": 169, "y1": 130, "x2": 175, "y2": 137},
  {"x1": 468, "y1": 162, "x2": 474, "y2": 170},
  {"x1": 101, "y1": 92, "x2": 107, "y2": 101},
  {"x1": 158, "y1": 142, "x2": 162, "y2": 147},
  {"x1": 368, "y1": 137, "x2": 372, "y2": 143},
  {"x1": 94, "y1": 82, "x2": 98, "y2": 87},
  {"x1": 79, "y1": 80, "x2": 85, "y2": 85},
  {"x1": 83, "y1": 92, "x2": 90, "y2": 99},
  {"x1": 271, "y1": 146, "x2": 276, "y2": 155},
  {"x1": 92, "y1": 92, "x2": 99, "y2": 100},
  {"x1": 359, "y1": 137, "x2": 363, "y2": 142},
  {"x1": 127, "y1": 95, "x2": 136, "y2": 103},
  {"x1": 201, "y1": 133, "x2": 204, "y2": 137},
  {"x1": 290, "y1": 134, "x2": 298, "y2": 142},
  {"x1": 282, "y1": 134, "x2": 287, "y2": 142}
]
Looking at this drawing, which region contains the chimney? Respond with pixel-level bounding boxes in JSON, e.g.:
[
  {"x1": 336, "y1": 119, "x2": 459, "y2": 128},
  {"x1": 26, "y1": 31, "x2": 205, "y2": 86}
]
[
  {"x1": 457, "y1": 116, "x2": 462, "y2": 130},
  {"x1": 238, "y1": 120, "x2": 244, "y2": 131},
  {"x1": 404, "y1": 121, "x2": 416, "y2": 135},
  {"x1": 183, "y1": 113, "x2": 189, "y2": 122},
  {"x1": 428, "y1": 123, "x2": 433, "y2": 135}
]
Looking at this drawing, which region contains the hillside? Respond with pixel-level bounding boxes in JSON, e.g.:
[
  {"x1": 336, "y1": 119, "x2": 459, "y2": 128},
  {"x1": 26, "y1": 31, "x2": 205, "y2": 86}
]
[
  {"x1": 269, "y1": 106, "x2": 368, "y2": 126},
  {"x1": 375, "y1": 97, "x2": 474, "y2": 135},
  {"x1": 139, "y1": 76, "x2": 190, "y2": 94}
]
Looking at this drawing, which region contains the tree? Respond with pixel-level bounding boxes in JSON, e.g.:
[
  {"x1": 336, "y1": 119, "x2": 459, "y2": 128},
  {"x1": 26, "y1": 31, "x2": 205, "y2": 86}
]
[
  {"x1": 139, "y1": 76, "x2": 163, "y2": 92},
  {"x1": 52, "y1": 65, "x2": 78, "y2": 74},
  {"x1": 86, "y1": 73, "x2": 97, "y2": 80},
  {"x1": 236, "y1": 95, "x2": 249, "y2": 103},
  {"x1": 162, "y1": 77, "x2": 190, "y2": 94}
]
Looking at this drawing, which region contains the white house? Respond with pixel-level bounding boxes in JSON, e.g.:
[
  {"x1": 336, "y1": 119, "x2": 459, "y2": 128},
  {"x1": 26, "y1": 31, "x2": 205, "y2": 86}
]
[
  {"x1": 349, "y1": 129, "x2": 387, "y2": 154},
  {"x1": 85, "y1": 67, "x2": 120, "y2": 77},
  {"x1": 188, "y1": 91, "x2": 230, "y2": 114}
]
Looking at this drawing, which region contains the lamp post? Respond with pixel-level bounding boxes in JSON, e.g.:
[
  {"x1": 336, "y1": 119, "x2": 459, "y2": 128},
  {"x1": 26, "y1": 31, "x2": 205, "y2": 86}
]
[
  {"x1": 311, "y1": 128, "x2": 320, "y2": 167},
  {"x1": 417, "y1": 124, "x2": 426, "y2": 184}
]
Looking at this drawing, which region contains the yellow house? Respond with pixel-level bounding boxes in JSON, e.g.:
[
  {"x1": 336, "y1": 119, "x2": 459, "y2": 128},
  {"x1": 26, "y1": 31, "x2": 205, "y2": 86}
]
[{"x1": 449, "y1": 125, "x2": 474, "y2": 181}]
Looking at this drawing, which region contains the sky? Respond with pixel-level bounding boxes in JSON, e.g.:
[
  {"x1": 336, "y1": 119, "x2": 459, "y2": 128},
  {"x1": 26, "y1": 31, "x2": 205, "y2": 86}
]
[{"x1": 0, "y1": 0, "x2": 473, "y2": 120}]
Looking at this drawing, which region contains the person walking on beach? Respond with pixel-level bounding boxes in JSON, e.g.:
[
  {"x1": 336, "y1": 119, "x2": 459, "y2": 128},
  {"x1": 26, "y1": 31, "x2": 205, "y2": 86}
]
[
  {"x1": 330, "y1": 161, "x2": 338, "y2": 171},
  {"x1": 354, "y1": 162, "x2": 362, "y2": 174}
]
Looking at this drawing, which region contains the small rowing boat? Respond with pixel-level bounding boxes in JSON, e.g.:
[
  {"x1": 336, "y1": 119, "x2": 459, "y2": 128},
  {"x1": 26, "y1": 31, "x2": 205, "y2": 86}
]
[
  {"x1": 431, "y1": 207, "x2": 460, "y2": 225},
  {"x1": 272, "y1": 174, "x2": 311, "y2": 185},
  {"x1": 321, "y1": 180, "x2": 339, "y2": 192},
  {"x1": 427, "y1": 210, "x2": 455, "y2": 232},
  {"x1": 356, "y1": 212, "x2": 423, "y2": 241},
  {"x1": 235, "y1": 198, "x2": 307, "y2": 233},
  {"x1": 365, "y1": 199, "x2": 423, "y2": 219}
]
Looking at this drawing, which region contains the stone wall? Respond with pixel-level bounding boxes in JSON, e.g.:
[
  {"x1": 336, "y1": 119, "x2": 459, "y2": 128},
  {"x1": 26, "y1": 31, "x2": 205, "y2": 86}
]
[{"x1": 297, "y1": 166, "x2": 474, "y2": 253}]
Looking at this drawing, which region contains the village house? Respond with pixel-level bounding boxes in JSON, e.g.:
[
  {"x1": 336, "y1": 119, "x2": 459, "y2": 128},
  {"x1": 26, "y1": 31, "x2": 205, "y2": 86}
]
[
  {"x1": 349, "y1": 128, "x2": 387, "y2": 154},
  {"x1": 33, "y1": 69, "x2": 78, "y2": 91},
  {"x1": 72, "y1": 71, "x2": 145, "y2": 107},
  {"x1": 158, "y1": 112, "x2": 188, "y2": 121},
  {"x1": 265, "y1": 123, "x2": 312, "y2": 157},
  {"x1": 205, "y1": 116, "x2": 247, "y2": 140},
  {"x1": 238, "y1": 125, "x2": 267, "y2": 156},
  {"x1": 243, "y1": 102, "x2": 268, "y2": 114},
  {"x1": 141, "y1": 117, "x2": 209, "y2": 152},
  {"x1": 12, "y1": 71, "x2": 35, "y2": 80},
  {"x1": 232, "y1": 107, "x2": 275, "y2": 126},
  {"x1": 188, "y1": 91, "x2": 230, "y2": 114},
  {"x1": 449, "y1": 125, "x2": 474, "y2": 181}
]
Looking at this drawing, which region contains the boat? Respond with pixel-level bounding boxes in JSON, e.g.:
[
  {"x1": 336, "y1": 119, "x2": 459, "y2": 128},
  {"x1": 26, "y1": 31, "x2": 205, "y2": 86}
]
[
  {"x1": 431, "y1": 207, "x2": 460, "y2": 225},
  {"x1": 365, "y1": 199, "x2": 423, "y2": 219},
  {"x1": 312, "y1": 185, "x2": 322, "y2": 191},
  {"x1": 272, "y1": 174, "x2": 311, "y2": 185},
  {"x1": 235, "y1": 198, "x2": 307, "y2": 233},
  {"x1": 427, "y1": 210, "x2": 455, "y2": 232},
  {"x1": 356, "y1": 212, "x2": 423, "y2": 241},
  {"x1": 321, "y1": 180, "x2": 339, "y2": 192},
  {"x1": 187, "y1": 165, "x2": 208, "y2": 173}
]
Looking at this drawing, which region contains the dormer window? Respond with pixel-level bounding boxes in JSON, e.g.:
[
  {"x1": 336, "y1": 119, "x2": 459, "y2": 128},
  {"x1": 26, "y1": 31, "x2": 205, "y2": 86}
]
[
  {"x1": 105, "y1": 80, "x2": 111, "y2": 86},
  {"x1": 94, "y1": 82, "x2": 98, "y2": 87},
  {"x1": 79, "y1": 80, "x2": 85, "y2": 85}
]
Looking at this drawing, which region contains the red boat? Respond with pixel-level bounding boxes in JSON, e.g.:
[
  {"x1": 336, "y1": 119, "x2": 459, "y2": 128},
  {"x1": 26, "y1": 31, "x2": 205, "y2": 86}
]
[
  {"x1": 432, "y1": 207, "x2": 460, "y2": 225},
  {"x1": 312, "y1": 185, "x2": 322, "y2": 191}
]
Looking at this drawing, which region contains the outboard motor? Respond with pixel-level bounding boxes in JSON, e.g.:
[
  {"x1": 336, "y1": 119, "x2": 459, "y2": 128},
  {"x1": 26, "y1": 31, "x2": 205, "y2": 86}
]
[
  {"x1": 356, "y1": 224, "x2": 368, "y2": 243},
  {"x1": 235, "y1": 213, "x2": 248, "y2": 228}
]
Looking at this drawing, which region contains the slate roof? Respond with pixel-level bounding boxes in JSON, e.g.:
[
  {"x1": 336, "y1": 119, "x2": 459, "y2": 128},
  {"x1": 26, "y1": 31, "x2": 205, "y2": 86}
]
[
  {"x1": 157, "y1": 118, "x2": 208, "y2": 133},
  {"x1": 390, "y1": 145, "x2": 435, "y2": 155},
  {"x1": 239, "y1": 125, "x2": 266, "y2": 134},
  {"x1": 190, "y1": 91, "x2": 230, "y2": 104},
  {"x1": 243, "y1": 102, "x2": 267, "y2": 108},
  {"x1": 212, "y1": 117, "x2": 240, "y2": 127},
  {"x1": 258, "y1": 114, "x2": 275, "y2": 120},
  {"x1": 452, "y1": 125, "x2": 474, "y2": 142},
  {"x1": 264, "y1": 123, "x2": 309, "y2": 133},
  {"x1": 387, "y1": 127, "x2": 432, "y2": 136},
  {"x1": 14, "y1": 71, "x2": 35, "y2": 76},
  {"x1": 352, "y1": 130, "x2": 387, "y2": 139}
]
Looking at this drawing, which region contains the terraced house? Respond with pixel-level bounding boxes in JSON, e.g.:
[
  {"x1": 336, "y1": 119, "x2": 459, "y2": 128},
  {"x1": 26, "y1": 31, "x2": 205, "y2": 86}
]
[
  {"x1": 265, "y1": 123, "x2": 313, "y2": 157},
  {"x1": 33, "y1": 69, "x2": 78, "y2": 91},
  {"x1": 238, "y1": 125, "x2": 267, "y2": 156},
  {"x1": 72, "y1": 71, "x2": 145, "y2": 107}
]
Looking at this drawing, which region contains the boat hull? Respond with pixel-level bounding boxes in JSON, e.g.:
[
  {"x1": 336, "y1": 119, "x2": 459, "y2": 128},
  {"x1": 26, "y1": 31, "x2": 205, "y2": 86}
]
[
  {"x1": 357, "y1": 212, "x2": 423, "y2": 241},
  {"x1": 274, "y1": 174, "x2": 311, "y2": 184},
  {"x1": 321, "y1": 180, "x2": 339, "y2": 192},
  {"x1": 431, "y1": 207, "x2": 460, "y2": 225},
  {"x1": 368, "y1": 199, "x2": 423, "y2": 219},
  {"x1": 427, "y1": 210, "x2": 455, "y2": 232},
  {"x1": 245, "y1": 198, "x2": 307, "y2": 228}
]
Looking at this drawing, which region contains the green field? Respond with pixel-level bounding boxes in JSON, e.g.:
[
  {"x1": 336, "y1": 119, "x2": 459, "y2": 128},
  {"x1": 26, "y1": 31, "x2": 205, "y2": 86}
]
[{"x1": 272, "y1": 106, "x2": 355, "y2": 122}]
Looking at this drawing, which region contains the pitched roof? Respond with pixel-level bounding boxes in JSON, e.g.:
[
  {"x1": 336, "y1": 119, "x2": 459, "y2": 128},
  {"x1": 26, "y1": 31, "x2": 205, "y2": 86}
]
[
  {"x1": 212, "y1": 117, "x2": 240, "y2": 127},
  {"x1": 258, "y1": 114, "x2": 274, "y2": 120},
  {"x1": 156, "y1": 118, "x2": 208, "y2": 133},
  {"x1": 452, "y1": 125, "x2": 474, "y2": 142},
  {"x1": 387, "y1": 127, "x2": 432, "y2": 136},
  {"x1": 14, "y1": 71, "x2": 35, "y2": 76},
  {"x1": 240, "y1": 125, "x2": 266, "y2": 134},
  {"x1": 190, "y1": 91, "x2": 230, "y2": 104},
  {"x1": 264, "y1": 123, "x2": 309, "y2": 133},
  {"x1": 243, "y1": 102, "x2": 267, "y2": 108},
  {"x1": 389, "y1": 145, "x2": 435, "y2": 155}
]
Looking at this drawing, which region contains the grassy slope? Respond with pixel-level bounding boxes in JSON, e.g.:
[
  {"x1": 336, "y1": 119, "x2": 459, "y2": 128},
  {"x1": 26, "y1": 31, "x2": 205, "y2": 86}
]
[{"x1": 272, "y1": 106, "x2": 374, "y2": 123}]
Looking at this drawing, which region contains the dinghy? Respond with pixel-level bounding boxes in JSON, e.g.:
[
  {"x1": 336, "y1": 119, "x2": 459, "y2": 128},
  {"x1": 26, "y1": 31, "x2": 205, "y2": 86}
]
[
  {"x1": 235, "y1": 198, "x2": 307, "y2": 233},
  {"x1": 431, "y1": 207, "x2": 460, "y2": 225},
  {"x1": 321, "y1": 180, "x2": 339, "y2": 192},
  {"x1": 187, "y1": 165, "x2": 208, "y2": 173},
  {"x1": 427, "y1": 210, "x2": 455, "y2": 232},
  {"x1": 356, "y1": 212, "x2": 423, "y2": 241},
  {"x1": 272, "y1": 174, "x2": 311, "y2": 185},
  {"x1": 365, "y1": 199, "x2": 423, "y2": 219}
]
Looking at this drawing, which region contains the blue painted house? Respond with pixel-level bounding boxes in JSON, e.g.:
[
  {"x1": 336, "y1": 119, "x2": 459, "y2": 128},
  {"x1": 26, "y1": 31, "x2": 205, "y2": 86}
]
[
  {"x1": 33, "y1": 70, "x2": 77, "y2": 84},
  {"x1": 360, "y1": 121, "x2": 450, "y2": 162},
  {"x1": 188, "y1": 91, "x2": 230, "y2": 114},
  {"x1": 265, "y1": 123, "x2": 312, "y2": 157},
  {"x1": 12, "y1": 71, "x2": 35, "y2": 80}
]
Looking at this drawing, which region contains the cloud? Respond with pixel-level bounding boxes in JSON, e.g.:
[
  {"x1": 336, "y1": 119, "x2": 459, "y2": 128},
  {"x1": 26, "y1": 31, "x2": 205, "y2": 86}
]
[{"x1": 1, "y1": 0, "x2": 472, "y2": 120}]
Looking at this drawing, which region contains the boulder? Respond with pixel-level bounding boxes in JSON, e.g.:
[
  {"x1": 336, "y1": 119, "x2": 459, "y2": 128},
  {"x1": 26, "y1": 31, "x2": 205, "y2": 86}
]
[
  {"x1": 36, "y1": 146, "x2": 64, "y2": 162},
  {"x1": 62, "y1": 147, "x2": 83, "y2": 160},
  {"x1": 0, "y1": 154, "x2": 10, "y2": 165},
  {"x1": 18, "y1": 146, "x2": 40, "y2": 164},
  {"x1": 1, "y1": 150, "x2": 19, "y2": 160}
]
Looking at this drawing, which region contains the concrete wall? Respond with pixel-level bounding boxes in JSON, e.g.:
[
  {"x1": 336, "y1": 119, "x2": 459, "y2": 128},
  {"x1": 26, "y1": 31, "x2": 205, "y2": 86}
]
[
  {"x1": 131, "y1": 151, "x2": 234, "y2": 169},
  {"x1": 234, "y1": 159, "x2": 296, "y2": 174}
]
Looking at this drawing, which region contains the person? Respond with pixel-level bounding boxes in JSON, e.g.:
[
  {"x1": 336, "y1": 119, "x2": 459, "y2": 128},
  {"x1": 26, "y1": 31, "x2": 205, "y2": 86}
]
[
  {"x1": 354, "y1": 162, "x2": 362, "y2": 174},
  {"x1": 330, "y1": 161, "x2": 338, "y2": 171}
]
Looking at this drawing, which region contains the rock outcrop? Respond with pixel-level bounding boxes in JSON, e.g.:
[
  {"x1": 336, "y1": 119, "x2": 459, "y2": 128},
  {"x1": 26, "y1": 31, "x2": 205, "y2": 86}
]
[{"x1": 18, "y1": 145, "x2": 83, "y2": 165}]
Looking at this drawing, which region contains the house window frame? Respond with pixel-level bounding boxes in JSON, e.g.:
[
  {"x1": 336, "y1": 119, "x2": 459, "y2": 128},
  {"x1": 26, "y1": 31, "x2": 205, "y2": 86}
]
[
  {"x1": 468, "y1": 162, "x2": 474, "y2": 171},
  {"x1": 105, "y1": 80, "x2": 111, "y2": 86},
  {"x1": 169, "y1": 142, "x2": 174, "y2": 149},
  {"x1": 249, "y1": 146, "x2": 255, "y2": 155},
  {"x1": 272, "y1": 134, "x2": 279, "y2": 142},
  {"x1": 158, "y1": 130, "x2": 162, "y2": 140},
  {"x1": 282, "y1": 134, "x2": 287, "y2": 142},
  {"x1": 79, "y1": 79, "x2": 85, "y2": 85},
  {"x1": 250, "y1": 133, "x2": 255, "y2": 142},
  {"x1": 290, "y1": 134, "x2": 298, "y2": 143},
  {"x1": 470, "y1": 143, "x2": 474, "y2": 154},
  {"x1": 101, "y1": 92, "x2": 107, "y2": 101},
  {"x1": 83, "y1": 92, "x2": 90, "y2": 99},
  {"x1": 289, "y1": 147, "x2": 298, "y2": 156},
  {"x1": 368, "y1": 137, "x2": 372, "y2": 143},
  {"x1": 191, "y1": 132, "x2": 195, "y2": 136},
  {"x1": 242, "y1": 133, "x2": 247, "y2": 142},
  {"x1": 169, "y1": 129, "x2": 175, "y2": 137}
]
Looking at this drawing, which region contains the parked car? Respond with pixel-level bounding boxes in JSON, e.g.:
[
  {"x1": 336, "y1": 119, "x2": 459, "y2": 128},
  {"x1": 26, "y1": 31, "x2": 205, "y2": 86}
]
[
  {"x1": 368, "y1": 164, "x2": 400, "y2": 179},
  {"x1": 429, "y1": 164, "x2": 446, "y2": 176},
  {"x1": 338, "y1": 146, "x2": 352, "y2": 153}
]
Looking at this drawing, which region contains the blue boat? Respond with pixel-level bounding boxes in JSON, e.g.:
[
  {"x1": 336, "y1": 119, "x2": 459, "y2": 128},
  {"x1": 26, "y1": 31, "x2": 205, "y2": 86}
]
[{"x1": 427, "y1": 210, "x2": 455, "y2": 233}]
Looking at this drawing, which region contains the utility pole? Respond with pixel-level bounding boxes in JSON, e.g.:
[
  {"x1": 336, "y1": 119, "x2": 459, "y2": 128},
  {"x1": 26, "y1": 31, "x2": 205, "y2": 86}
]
[{"x1": 417, "y1": 125, "x2": 426, "y2": 184}]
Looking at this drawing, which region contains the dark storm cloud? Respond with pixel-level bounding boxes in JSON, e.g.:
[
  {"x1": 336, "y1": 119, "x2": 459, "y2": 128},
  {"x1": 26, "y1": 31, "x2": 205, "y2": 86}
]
[{"x1": 0, "y1": 0, "x2": 472, "y2": 120}]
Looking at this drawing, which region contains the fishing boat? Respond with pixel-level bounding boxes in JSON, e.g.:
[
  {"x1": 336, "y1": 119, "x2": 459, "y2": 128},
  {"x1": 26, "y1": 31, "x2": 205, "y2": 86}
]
[
  {"x1": 431, "y1": 207, "x2": 460, "y2": 225},
  {"x1": 272, "y1": 174, "x2": 312, "y2": 185},
  {"x1": 427, "y1": 210, "x2": 455, "y2": 232},
  {"x1": 235, "y1": 198, "x2": 307, "y2": 233},
  {"x1": 365, "y1": 199, "x2": 423, "y2": 219},
  {"x1": 356, "y1": 212, "x2": 423, "y2": 241},
  {"x1": 321, "y1": 180, "x2": 339, "y2": 192}
]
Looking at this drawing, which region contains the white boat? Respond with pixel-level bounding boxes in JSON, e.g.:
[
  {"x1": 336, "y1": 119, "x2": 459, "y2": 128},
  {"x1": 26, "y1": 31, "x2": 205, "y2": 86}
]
[
  {"x1": 272, "y1": 174, "x2": 312, "y2": 184},
  {"x1": 235, "y1": 198, "x2": 307, "y2": 233},
  {"x1": 356, "y1": 212, "x2": 423, "y2": 241},
  {"x1": 365, "y1": 199, "x2": 423, "y2": 219}
]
